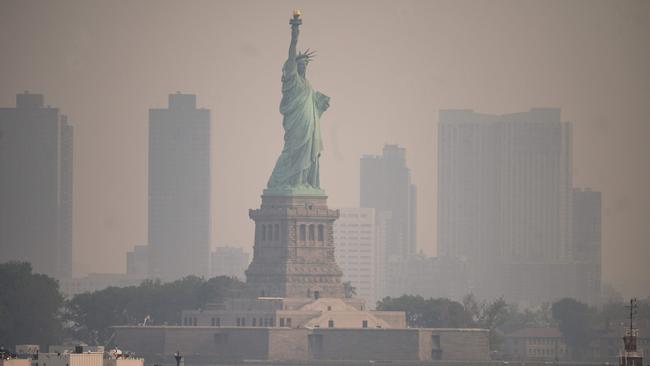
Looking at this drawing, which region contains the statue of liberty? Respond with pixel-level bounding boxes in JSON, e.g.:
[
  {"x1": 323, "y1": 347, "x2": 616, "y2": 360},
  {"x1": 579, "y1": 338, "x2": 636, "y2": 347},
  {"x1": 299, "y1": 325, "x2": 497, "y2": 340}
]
[{"x1": 266, "y1": 10, "x2": 330, "y2": 194}]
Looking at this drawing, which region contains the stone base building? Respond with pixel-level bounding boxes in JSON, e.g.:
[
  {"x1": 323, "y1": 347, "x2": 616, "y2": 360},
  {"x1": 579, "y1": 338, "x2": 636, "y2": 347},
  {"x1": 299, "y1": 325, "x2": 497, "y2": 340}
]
[
  {"x1": 113, "y1": 326, "x2": 489, "y2": 362},
  {"x1": 115, "y1": 193, "x2": 490, "y2": 362}
]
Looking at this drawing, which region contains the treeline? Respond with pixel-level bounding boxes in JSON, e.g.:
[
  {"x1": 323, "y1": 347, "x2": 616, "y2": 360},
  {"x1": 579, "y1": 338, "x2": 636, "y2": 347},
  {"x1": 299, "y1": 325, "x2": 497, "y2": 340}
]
[
  {"x1": 0, "y1": 262, "x2": 245, "y2": 348},
  {"x1": 2, "y1": 261, "x2": 648, "y2": 361},
  {"x1": 377, "y1": 294, "x2": 650, "y2": 359}
]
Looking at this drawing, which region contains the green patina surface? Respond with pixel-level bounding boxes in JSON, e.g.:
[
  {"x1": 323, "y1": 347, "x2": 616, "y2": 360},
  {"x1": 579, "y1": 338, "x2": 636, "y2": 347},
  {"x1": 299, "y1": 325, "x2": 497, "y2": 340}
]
[
  {"x1": 266, "y1": 14, "x2": 330, "y2": 196},
  {"x1": 263, "y1": 184, "x2": 326, "y2": 197}
]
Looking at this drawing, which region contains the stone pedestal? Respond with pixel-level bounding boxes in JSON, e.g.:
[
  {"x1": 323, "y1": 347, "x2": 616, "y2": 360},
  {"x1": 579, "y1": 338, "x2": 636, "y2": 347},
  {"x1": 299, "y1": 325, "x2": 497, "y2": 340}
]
[{"x1": 245, "y1": 193, "x2": 345, "y2": 298}]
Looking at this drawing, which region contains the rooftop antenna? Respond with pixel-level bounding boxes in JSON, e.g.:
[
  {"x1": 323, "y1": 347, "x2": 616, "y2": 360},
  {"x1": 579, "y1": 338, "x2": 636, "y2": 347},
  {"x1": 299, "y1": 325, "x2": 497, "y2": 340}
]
[
  {"x1": 619, "y1": 297, "x2": 642, "y2": 366},
  {"x1": 625, "y1": 298, "x2": 638, "y2": 333}
]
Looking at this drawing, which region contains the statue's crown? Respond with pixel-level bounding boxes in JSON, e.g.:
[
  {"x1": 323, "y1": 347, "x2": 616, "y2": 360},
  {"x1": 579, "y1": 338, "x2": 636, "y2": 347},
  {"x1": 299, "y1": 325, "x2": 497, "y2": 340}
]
[{"x1": 296, "y1": 49, "x2": 316, "y2": 64}]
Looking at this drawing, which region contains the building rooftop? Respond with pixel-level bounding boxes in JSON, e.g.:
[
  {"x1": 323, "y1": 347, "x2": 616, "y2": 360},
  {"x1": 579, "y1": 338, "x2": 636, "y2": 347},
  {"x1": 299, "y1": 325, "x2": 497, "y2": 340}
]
[{"x1": 507, "y1": 327, "x2": 563, "y2": 338}]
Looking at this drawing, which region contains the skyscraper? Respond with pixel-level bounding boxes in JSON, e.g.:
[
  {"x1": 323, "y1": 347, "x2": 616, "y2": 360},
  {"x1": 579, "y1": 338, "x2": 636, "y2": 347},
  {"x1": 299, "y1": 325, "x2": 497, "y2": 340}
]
[
  {"x1": 360, "y1": 144, "x2": 417, "y2": 297},
  {"x1": 148, "y1": 93, "x2": 210, "y2": 280},
  {"x1": 437, "y1": 108, "x2": 572, "y2": 302},
  {"x1": 360, "y1": 145, "x2": 417, "y2": 261},
  {"x1": 0, "y1": 92, "x2": 73, "y2": 280},
  {"x1": 572, "y1": 188, "x2": 602, "y2": 304}
]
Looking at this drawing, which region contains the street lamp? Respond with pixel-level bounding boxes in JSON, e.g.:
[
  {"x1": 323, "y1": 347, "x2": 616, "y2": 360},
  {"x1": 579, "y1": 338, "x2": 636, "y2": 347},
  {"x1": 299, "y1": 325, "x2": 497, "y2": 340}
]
[{"x1": 173, "y1": 351, "x2": 182, "y2": 366}]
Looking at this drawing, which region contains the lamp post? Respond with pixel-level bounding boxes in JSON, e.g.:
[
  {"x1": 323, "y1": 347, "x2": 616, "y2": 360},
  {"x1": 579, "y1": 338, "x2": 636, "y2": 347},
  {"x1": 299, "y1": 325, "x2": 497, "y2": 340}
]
[{"x1": 173, "y1": 351, "x2": 182, "y2": 366}]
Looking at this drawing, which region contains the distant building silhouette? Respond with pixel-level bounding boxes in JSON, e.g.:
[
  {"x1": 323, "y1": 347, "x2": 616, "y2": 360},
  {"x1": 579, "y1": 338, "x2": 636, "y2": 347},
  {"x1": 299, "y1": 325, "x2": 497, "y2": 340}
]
[
  {"x1": 387, "y1": 254, "x2": 470, "y2": 301},
  {"x1": 437, "y1": 109, "x2": 584, "y2": 304},
  {"x1": 572, "y1": 188, "x2": 602, "y2": 304},
  {"x1": 126, "y1": 244, "x2": 149, "y2": 277},
  {"x1": 60, "y1": 272, "x2": 144, "y2": 297},
  {"x1": 210, "y1": 246, "x2": 250, "y2": 280},
  {"x1": 360, "y1": 144, "x2": 417, "y2": 297},
  {"x1": 0, "y1": 92, "x2": 73, "y2": 280},
  {"x1": 147, "y1": 92, "x2": 210, "y2": 280}
]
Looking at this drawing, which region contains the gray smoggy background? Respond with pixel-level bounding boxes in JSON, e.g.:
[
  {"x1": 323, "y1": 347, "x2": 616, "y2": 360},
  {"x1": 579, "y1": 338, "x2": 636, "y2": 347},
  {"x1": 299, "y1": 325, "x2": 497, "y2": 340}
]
[{"x1": 0, "y1": 0, "x2": 648, "y2": 296}]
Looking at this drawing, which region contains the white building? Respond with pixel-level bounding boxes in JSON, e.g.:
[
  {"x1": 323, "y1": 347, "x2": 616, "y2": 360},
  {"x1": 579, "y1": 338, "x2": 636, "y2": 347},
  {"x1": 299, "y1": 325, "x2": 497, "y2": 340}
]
[
  {"x1": 333, "y1": 208, "x2": 384, "y2": 307},
  {"x1": 36, "y1": 347, "x2": 142, "y2": 366},
  {"x1": 37, "y1": 352, "x2": 103, "y2": 366},
  {"x1": 0, "y1": 360, "x2": 30, "y2": 366}
]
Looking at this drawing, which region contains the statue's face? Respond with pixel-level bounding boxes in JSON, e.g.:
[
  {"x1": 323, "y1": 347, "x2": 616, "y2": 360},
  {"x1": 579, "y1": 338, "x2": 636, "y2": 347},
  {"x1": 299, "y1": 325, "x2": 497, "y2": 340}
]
[{"x1": 297, "y1": 61, "x2": 307, "y2": 76}]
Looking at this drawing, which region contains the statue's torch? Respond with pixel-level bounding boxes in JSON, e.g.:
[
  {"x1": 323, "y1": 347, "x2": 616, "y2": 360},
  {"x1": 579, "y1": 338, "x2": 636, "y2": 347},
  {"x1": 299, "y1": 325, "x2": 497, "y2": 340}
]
[{"x1": 290, "y1": 9, "x2": 302, "y2": 27}]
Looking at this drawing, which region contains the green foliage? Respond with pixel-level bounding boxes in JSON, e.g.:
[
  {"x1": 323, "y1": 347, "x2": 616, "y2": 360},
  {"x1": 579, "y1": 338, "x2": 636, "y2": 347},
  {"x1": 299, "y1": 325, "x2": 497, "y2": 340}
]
[
  {"x1": 65, "y1": 275, "x2": 245, "y2": 345},
  {"x1": 499, "y1": 302, "x2": 555, "y2": 333},
  {"x1": 462, "y1": 294, "x2": 510, "y2": 349},
  {"x1": 0, "y1": 262, "x2": 64, "y2": 348},
  {"x1": 551, "y1": 297, "x2": 596, "y2": 360},
  {"x1": 377, "y1": 295, "x2": 472, "y2": 328},
  {"x1": 3, "y1": 259, "x2": 648, "y2": 360}
]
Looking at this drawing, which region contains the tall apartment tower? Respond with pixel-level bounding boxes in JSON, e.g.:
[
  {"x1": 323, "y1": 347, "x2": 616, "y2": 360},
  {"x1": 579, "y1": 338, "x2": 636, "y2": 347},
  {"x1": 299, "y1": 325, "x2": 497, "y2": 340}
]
[
  {"x1": 0, "y1": 92, "x2": 73, "y2": 279},
  {"x1": 148, "y1": 93, "x2": 210, "y2": 280},
  {"x1": 360, "y1": 145, "x2": 417, "y2": 297},
  {"x1": 572, "y1": 188, "x2": 601, "y2": 304},
  {"x1": 360, "y1": 145, "x2": 417, "y2": 261},
  {"x1": 437, "y1": 109, "x2": 572, "y2": 302},
  {"x1": 333, "y1": 208, "x2": 384, "y2": 307}
]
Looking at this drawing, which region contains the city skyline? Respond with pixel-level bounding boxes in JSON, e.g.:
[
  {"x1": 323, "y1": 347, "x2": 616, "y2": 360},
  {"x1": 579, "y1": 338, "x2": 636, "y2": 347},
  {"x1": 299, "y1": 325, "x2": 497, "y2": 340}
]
[{"x1": 0, "y1": 0, "x2": 648, "y2": 297}]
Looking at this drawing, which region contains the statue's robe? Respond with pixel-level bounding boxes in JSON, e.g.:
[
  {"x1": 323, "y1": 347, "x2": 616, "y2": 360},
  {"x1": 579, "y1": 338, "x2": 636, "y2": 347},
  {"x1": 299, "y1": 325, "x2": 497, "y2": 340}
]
[{"x1": 267, "y1": 59, "x2": 330, "y2": 189}]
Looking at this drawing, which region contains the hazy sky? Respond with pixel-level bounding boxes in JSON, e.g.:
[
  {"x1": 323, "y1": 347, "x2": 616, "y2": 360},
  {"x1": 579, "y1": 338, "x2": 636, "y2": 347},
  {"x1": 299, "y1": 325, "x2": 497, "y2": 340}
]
[{"x1": 1, "y1": 0, "x2": 648, "y2": 297}]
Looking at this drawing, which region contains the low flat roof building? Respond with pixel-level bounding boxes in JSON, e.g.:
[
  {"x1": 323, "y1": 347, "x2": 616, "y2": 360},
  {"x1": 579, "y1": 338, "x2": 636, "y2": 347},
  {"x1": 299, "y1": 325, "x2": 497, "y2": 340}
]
[{"x1": 113, "y1": 325, "x2": 489, "y2": 362}]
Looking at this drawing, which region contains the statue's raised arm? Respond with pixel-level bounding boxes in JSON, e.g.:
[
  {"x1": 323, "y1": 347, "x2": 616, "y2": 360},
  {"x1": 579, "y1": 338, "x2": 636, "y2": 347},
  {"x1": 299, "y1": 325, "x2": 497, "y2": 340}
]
[{"x1": 286, "y1": 9, "x2": 301, "y2": 70}]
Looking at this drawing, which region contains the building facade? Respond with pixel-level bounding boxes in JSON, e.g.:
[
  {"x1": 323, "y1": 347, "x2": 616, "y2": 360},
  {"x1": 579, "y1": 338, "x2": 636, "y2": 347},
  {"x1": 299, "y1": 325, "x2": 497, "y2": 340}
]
[
  {"x1": 0, "y1": 92, "x2": 73, "y2": 280},
  {"x1": 114, "y1": 325, "x2": 489, "y2": 363},
  {"x1": 360, "y1": 145, "x2": 417, "y2": 261},
  {"x1": 360, "y1": 144, "x2": 417, "y2": 297},
  {"x1": 503, "y1": 327, "x2": 568, "y2": 361},
  {"x1": 386, "y1": 254, "x2": 470, "y2": 301},
  {"x1": 572, "y1": 188, "x2": 602, "y2": 304},
  {"x1": 333, "y1": 208, "x2": 382, "y2": 307},
  {"x1": 210, "y1": 246, "x2": 250, "y2": 280},
  {"x1": 126, "y1": 245, "x2": 149, "y2": 277},
  {"x1": 147, "y1": 93, "x2": 210, "y2": 281},
  {"x1": 245, "y1": 194, "x2": 345, "y2": 299},
  {"x1": 437, "y1": 108, "x2": 574, "y2": 303}
]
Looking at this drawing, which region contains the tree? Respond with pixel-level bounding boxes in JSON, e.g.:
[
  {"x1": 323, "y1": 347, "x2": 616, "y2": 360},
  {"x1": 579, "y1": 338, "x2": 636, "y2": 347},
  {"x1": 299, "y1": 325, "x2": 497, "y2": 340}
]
[
  {"x1": 552, "y1": 297, "x2": 595, "y2": 360},
  {"x1": 0, "y1": 262, "x2": 64, "y2": 348},
  {"x1": 462, "y1": 294, "x2": 509, "y2": 350},
  {"x1": 66, "y1": 275, "x2": 245, "y2": 345},
  {"x1": 377, "y1": 295, "x2": 471, "y2": 328}
]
